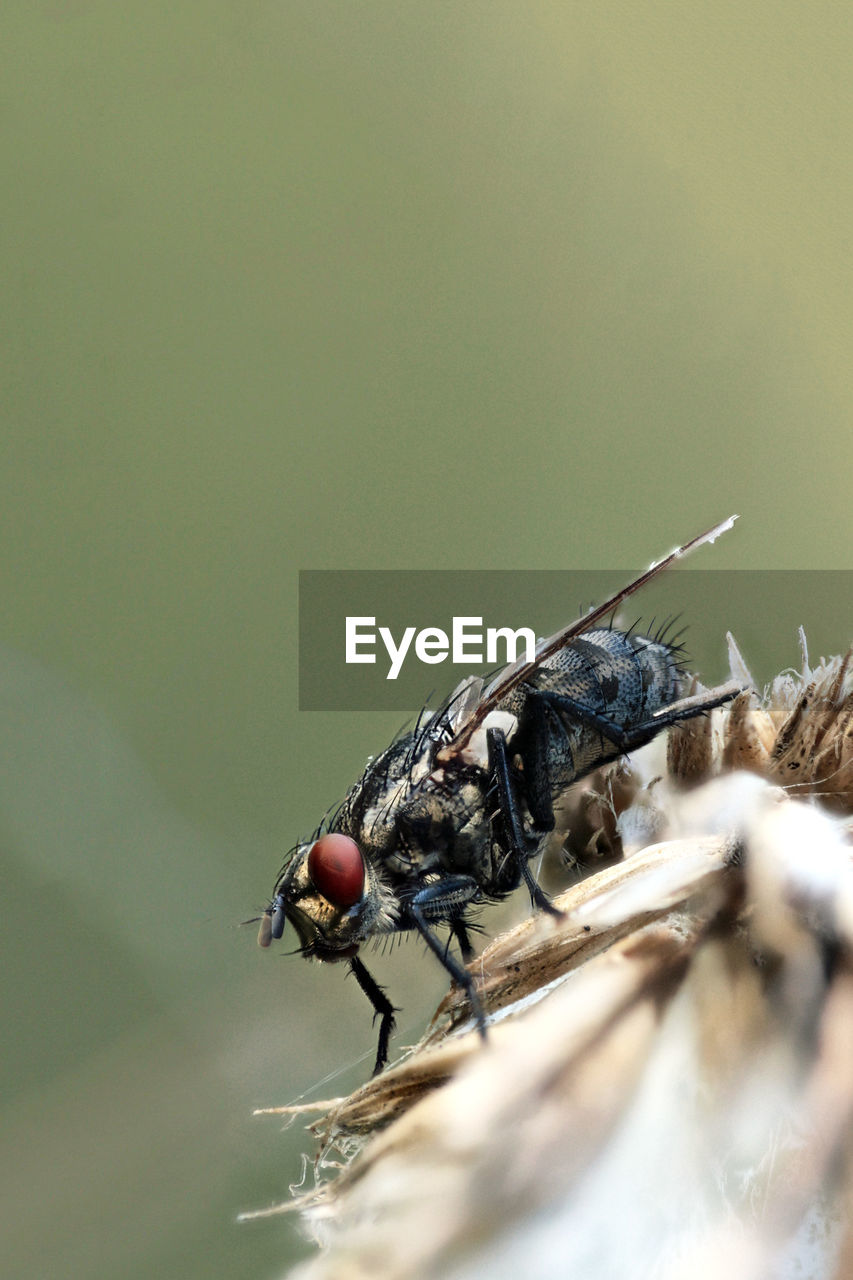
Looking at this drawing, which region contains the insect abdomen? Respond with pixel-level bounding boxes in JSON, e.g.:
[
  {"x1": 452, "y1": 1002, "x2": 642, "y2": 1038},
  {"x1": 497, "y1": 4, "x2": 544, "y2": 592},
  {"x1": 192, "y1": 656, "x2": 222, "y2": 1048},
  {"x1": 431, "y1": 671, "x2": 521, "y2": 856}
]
[
  {"x1": 540, "y1": 627, "x2": 680, "y2": 721},
  {"x1": 506, "y1": 628, "x2": 683, "y2": 812}
]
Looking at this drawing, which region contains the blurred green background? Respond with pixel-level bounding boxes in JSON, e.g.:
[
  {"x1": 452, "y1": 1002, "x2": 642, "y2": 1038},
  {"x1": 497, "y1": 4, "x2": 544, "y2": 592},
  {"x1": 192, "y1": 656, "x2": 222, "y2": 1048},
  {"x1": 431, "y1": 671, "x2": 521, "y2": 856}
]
[{"x1": 2, "y1": 3, "x2": 852, "y2": 1277}]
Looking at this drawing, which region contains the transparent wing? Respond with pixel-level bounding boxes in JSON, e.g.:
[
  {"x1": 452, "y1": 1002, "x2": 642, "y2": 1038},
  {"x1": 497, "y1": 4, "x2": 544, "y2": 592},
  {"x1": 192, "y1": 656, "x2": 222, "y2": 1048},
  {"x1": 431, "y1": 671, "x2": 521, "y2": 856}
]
[{"x1": 437, "y1": 515, "x2": 739, "y2": 761}]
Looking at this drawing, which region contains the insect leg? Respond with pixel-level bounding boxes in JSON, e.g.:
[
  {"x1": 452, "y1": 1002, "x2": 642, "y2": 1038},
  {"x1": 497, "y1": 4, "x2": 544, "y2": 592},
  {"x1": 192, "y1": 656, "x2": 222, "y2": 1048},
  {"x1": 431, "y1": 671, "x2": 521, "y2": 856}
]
[
  {"x1": 408, "y1": 876, "x2": 487, "y2": 1041},
  {"x1": 348, "y1": 955, "x2": 398, "y2": 1076},
  {"x1": 450, "y1": 917, "x2": 475, "y2": 962},
  {"x1": 487, "y1": 727, "x2": 563, "y2": 918},
  {"x1": 538, "y1": 684, "x2": 740, "y2": 755},
  {"x1": 511, "y1": 693, "x2": 571, "y2": 830}
]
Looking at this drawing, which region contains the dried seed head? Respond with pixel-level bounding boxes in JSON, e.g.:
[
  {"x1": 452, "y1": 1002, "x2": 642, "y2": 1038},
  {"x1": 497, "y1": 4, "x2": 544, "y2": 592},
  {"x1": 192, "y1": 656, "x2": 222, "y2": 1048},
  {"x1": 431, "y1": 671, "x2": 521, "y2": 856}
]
[{"x1": 256, "y1": 637, "x2": 853, "y2": 1280}]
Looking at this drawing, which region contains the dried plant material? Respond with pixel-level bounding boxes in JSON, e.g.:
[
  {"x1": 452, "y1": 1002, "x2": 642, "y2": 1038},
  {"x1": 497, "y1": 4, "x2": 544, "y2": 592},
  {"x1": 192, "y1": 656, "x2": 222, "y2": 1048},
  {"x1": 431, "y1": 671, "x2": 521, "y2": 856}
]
[
  {"x1": 666, "y1": 674, "x2": 717, "y2": 783},
  {"x1": 720, "y1": 690, "x2": 777, "y2": 774},
  {"x1": 543, "y1": 759, "x2": 640, "y2": 871},
  {"x1": 283, "y1": 917, "x2": 714, "y2": 1278},
  {"x1": 307, "y1": 834, "x2": 733, "y2": 1145},
  {"x1": 290, "y1": 1038, "x2": 478, "y2": 1142},
  {"x1": 769, "y1": 650, "x2": 853, "y2": 807},
  {"x1": 253, "y1": 646, "x2": 853, "y2": 1280},
  {"x1": 426, "y1": 833, "x2": 732, "y2": 1038}
]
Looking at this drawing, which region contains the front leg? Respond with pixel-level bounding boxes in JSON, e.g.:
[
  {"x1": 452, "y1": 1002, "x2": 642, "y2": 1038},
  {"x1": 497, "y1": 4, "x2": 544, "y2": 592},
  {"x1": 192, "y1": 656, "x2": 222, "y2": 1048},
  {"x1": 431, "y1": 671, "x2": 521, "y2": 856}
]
[
  {"x1": 349, "y1": 954, "x2": 398, "y2": 1076},
  {"x1": 407, "y1": 875, "x2": 487, "y2": 1042},
  {"x1": 487, "y1": 727, "x2": 562, "y2": 917}
]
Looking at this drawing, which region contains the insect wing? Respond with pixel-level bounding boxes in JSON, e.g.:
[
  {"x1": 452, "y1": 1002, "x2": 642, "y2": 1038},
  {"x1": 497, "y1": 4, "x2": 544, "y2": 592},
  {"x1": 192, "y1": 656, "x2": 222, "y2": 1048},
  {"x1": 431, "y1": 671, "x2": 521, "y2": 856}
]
[
  {"x1": 444, "y1": 674, "x2": 485, "y2": 734},
  {"x1": 438, "y1": 515, "x2": 738, "y2": 761}
]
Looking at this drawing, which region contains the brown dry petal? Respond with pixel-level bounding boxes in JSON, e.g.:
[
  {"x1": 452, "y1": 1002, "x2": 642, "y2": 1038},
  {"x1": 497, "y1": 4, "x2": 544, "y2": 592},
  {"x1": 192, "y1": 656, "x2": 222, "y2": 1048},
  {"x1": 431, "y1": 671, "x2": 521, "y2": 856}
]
[
  {"x1": 427, "y1": 833, "x2": 731, "y2": 1041},
  {"x1": 759, "y1": 646, "x2": 852, "y2": 800},
  {"x1": 666, "y1": 675, "x2": 717, "y2": 784},
  {"x1": 720, "y1": 690, "x2": 776, "y2": 774},
  {"x1": 660, "y1": 642, "x2": 853, "y2": 816}
]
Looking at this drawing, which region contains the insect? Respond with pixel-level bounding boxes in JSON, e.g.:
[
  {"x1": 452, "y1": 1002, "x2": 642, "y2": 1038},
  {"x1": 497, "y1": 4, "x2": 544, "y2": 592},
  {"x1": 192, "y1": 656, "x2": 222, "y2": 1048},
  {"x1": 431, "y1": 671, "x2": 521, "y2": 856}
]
[{"x1": 259, "y1": 518, "x2": 741, "y2": 1075}]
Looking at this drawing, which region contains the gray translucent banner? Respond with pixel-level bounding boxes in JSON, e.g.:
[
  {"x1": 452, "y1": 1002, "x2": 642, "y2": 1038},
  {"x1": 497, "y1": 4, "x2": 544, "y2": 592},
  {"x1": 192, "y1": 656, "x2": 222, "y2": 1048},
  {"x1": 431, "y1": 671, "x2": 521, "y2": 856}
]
[{"x1": 299, "y1": 570, "x2": 851, "y2": 712}]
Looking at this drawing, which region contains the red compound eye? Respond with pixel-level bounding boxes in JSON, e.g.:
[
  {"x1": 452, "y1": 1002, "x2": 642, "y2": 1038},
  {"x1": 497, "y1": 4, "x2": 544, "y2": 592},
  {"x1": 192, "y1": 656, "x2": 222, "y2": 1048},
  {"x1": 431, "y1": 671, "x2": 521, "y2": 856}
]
[{"x1": 308, "y1": 834, "x2": 365, "y2": 907}]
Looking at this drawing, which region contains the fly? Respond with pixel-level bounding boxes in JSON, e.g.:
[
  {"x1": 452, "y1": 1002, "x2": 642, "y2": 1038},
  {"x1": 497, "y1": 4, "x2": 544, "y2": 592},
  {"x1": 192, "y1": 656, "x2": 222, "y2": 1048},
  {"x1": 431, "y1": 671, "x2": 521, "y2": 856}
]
[{"x1": 258, "y1": 517, "x2": 741, "y2": 1074}]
